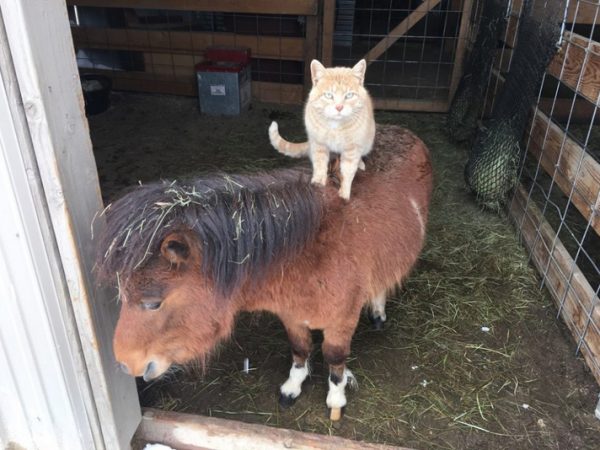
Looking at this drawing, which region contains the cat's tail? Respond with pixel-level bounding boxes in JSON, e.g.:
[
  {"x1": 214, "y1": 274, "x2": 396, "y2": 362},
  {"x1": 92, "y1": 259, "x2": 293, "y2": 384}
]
[{"x1": 269, "y1": 121, "x2": 310, "y2": 157}]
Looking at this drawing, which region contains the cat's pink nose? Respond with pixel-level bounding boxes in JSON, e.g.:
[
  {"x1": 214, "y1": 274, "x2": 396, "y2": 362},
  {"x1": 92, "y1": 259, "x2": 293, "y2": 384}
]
[{"x1": 335, "y1": 104, "x2": 344, "y2": 112}]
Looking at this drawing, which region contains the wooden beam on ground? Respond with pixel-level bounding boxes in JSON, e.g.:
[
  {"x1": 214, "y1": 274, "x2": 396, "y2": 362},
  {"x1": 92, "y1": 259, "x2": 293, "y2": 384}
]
[
  {"x1": 547, "y1": 31, "x2": 600, "y2": 105},
  {"x1": 509, "y1": 185, "x2": 600, "y2": 385},
  {"x1": 72, "y1": 27, "x2": 305, "y2": 61},
  {"x1": 448, "y1": 0, "x2": 474, "y2": 101},
  {"x1": 373, "y1": 97, "x2": 448, "y2": 112},
  {"x1": 527, "y1": 109, "x2": 600, "y2": 235},
  {"x1": 66, "y1": 0, "x2": 319, "y2": 15},
  {"x1": 363, "y1": 0, "x2": 442, "y2": 64},
  {"x1": 321, "y1": 0, "x2": 335, "y2": 66},
  {"x1": 136, "y1": 408, "x2": 412, "y2": 450}
]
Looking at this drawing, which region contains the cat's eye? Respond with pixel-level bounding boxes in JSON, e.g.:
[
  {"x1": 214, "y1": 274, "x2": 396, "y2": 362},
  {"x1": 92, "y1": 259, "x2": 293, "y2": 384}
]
[
  {"x1": 345, "y1": 92, "x2": 355, "y2": 99},
  {"x1": 324, "y1": 92, "x2": 333, "y2": 99},
  {"x1": 141, "y1": 297, "x2": 163, "y2": 311}
]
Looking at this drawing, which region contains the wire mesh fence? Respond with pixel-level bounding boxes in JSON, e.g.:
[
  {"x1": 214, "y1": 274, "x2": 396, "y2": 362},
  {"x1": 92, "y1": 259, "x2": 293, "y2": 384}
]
[
  {"x1": 509, "y1": 0, "x2": 600, "y2": 383},
  {"x1": 68, "y1": 3, "x2": 314, "y2": 103},
  {"x1": 332, "y1": 0, "x2": 474, "y2": 109}
]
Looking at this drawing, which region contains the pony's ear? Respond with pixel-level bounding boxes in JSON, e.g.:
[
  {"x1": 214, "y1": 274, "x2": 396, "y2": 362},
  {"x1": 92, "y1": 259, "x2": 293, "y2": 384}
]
[
  {"x1": 310, "y1": 59, "x2": 326, "y2": 85},
  {"x1": 160, "y1": 232, "x2": 192, "y2": 266},
  {"x1": 351, "y1": 59, "x2": 367, "y2": 84}
]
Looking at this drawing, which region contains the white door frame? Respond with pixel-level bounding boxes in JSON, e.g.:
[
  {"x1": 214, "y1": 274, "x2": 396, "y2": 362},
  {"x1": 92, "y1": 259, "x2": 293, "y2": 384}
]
[{"x1": 0, "y1": 1, "x2": 140, "y2": 449}]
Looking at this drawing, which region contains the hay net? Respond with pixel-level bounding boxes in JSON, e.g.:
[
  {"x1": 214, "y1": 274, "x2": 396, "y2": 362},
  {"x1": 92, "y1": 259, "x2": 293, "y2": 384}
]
[
  {"x1": 456, "y1": 0, "x2": 563, "y2": 209},
  {"x1": 448, "y1": 0, "x2": 505, "y2": 144}
]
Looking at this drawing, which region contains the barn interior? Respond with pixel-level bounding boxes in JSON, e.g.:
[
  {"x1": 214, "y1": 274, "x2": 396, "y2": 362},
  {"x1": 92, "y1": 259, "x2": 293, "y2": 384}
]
[{"x1": 69, "y1": 0, "x2": 600, "y2": 448}]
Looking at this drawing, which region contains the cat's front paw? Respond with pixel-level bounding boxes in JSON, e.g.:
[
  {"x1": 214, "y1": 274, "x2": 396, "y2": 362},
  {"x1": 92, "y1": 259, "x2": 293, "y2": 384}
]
[
  {"x1": 311, "y1": 175, "x2": 327, "y2": 187},
  {"x1": 338, "y1": 186, "x2": 351, "y2": 200}
]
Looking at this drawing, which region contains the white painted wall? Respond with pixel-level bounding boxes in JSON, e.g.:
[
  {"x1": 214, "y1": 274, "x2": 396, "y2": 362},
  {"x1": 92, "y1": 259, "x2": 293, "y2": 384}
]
[
  {"x1": 0, "y1": 60, "x2": 96, "y2": 450},
  {"x1": 0, "y1": 1, "x2": 140, "y2": 448}
]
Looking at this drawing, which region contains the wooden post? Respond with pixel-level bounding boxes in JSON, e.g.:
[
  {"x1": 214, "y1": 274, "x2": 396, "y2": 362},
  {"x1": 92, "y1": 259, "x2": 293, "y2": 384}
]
[
  {"x1": 448, "y1": 0, "x2": 474, "y2": 102},
  {"x1": 304, "y1": 14, "x2": 319, "y2": 96},
  {"x1": 322, "y1": 0, "x2": 336, "y2": 66}
]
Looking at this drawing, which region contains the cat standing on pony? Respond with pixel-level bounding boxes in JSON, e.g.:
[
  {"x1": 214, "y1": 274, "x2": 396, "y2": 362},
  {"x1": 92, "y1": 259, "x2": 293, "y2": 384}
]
[{"x1": 269, "y1": 59, "x2": 375, "y2": 200}]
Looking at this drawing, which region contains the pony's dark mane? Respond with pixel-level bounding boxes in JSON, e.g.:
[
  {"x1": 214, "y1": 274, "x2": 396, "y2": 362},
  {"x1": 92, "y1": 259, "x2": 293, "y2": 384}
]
[{"x1": 95, "y1": 168, "x2": 322, "y2": 294}]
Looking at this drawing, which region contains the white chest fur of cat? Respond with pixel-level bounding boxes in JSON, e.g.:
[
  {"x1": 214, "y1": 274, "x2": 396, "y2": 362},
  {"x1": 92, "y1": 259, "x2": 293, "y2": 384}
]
[{"x1": 269, "y1": 59, "x2": 376, "y2": 200}]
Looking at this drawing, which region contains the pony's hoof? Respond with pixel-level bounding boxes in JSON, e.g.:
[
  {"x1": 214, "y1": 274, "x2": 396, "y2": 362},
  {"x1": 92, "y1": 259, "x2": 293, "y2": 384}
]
[
  {"x1": 279, "y1": 393, "x2": 297, "y2": 409},
  {"x1": 329, "y1": 406, "x2": 344, "y2": 421},
  {"x1": 368, "y1": 314, "x2": 385, "y2": 330}
]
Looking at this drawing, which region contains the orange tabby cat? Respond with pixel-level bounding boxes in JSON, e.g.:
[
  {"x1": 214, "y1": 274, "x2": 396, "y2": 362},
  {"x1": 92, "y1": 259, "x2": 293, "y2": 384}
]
[{"x1": 269, "y1": 59, "x2": 376, "y2": 200}]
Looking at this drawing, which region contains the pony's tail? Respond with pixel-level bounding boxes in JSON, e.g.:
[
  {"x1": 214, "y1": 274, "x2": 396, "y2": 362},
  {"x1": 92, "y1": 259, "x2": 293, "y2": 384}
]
[{"x1": 269, "y1": 121, "x2": 310, "y2": 157}]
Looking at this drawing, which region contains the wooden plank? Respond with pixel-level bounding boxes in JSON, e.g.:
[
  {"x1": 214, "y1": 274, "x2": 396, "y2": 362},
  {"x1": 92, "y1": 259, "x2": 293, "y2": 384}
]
[
  {"x1": 494, "y1": 48, "x2": 513, "y2": 74},
  {"x1": 537, "y1": 97, "x2": 599, "y2": 125},
  {"x1": 72, "y1": 27, "x2": 305, "y2": 61},
  {"x1": 503, "y1": 14, "x2": 520, "y2": 49},
  {"x1": 373, "y1": 97, "x2": 448, "y2": 112},
  {"x1": 66, "y1": 0, "x2": 319, "y2": 15},
  {"x1": 0, "y1": 0, "x2": 141, "y2": 449},
  {"x1": 252, "y1": 81, "x2": 304, "y2": 104},
  {"x1": 509, "y1": 186, "x2": 600, "y2": 385},
  {"x1": 547, "y1": 32, "x2": 600, "y2": 105},
  {"x1": 527, "y1": 109, "x2": 600, "y2": 235},
  {"x1": 85, "y1": 68, "x2": 304, "y2": 103},
  {"x1": 322, "y1": 0, "x2": 335, "y2": 66},
  {"x1": 363, "y1": 0, "x2": 442, "y2": 64},
  {"x1": 448, "y1": 0, "x2": 474, "y2": 101},
  {"x1": 137, "y1": 408, "x2": 412, "y2": 450},
  {"x1": 482, "y1": 68, "x2": 505, "y2": 117},
  {"x1": 566, "y1": 1, "x2": 599, "y2": 24},
  {"x1": 304, "y1": 14, "x2": 319, "y2": 95}
]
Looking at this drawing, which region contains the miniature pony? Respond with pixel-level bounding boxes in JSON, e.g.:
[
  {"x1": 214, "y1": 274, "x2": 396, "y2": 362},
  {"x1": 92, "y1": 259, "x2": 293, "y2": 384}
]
[{"x1": 95, "y1": 126, "x2": 432, "y2": 420}]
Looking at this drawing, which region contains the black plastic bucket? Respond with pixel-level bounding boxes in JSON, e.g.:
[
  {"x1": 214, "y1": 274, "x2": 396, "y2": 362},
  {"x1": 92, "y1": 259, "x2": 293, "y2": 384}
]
[{"x1": 81, "y1": 74, "x2": 112, "y2": 116}]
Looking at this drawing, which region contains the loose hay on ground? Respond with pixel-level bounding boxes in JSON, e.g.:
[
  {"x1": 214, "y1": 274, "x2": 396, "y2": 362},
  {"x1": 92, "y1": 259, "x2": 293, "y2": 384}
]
[{"x1": 90, "y1": 93, "x2": 600, "y2": 450}]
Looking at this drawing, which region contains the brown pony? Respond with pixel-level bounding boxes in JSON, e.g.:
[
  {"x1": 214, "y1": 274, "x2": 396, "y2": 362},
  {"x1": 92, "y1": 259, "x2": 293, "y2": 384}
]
[{"x1": 95, "y1": 125, "x2": 432, "y2": 420}]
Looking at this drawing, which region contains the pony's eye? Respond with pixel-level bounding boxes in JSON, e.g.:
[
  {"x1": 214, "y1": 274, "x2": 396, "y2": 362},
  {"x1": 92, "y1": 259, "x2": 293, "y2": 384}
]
[
  {"x1": 324, "y1": 92, "x2": 333, "y2": 99},
  {"x1": 345, "y1": 92, "x2": 355, "y2": 99},
  {"x1": 141, "y1": 298, "x2": 163, "y2": 311}
]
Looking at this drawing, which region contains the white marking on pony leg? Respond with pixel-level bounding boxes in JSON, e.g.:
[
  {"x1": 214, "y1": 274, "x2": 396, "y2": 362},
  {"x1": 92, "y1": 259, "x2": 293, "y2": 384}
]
[
  {"x1": 410, "y1": 197, "x2": 425, "y2": 238},
  {"x1": 326, "y1": 369, "x2": 357, "y2": 409},
  {"x1": 370, "y1": 290, "x2": 387, "y2": 322},
  {"x1": 280, "y1": 361, "x2": 310, "y2": 399}
]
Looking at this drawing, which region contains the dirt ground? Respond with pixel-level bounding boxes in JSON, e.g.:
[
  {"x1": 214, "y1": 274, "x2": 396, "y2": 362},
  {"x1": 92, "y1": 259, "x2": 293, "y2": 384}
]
[{"x1": 89, "y1": 92, "x2": 600, "y2": 450}]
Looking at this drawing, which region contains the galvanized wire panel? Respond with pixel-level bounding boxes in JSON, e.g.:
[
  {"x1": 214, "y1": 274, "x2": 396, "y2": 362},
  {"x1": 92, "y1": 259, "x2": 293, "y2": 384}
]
[
  {"x1": 511, "y1": 0, "x2": 600, "y2": 384},
  {"x1": 332, "y1": 0, "x2": 474, "y2": 109}
]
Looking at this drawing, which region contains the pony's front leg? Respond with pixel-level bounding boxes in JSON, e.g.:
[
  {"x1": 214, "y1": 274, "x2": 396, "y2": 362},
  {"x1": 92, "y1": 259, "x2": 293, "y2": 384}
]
[
  {"x1": 323, "y1": 329, "x2": 357, "y2": 421},
  {"x1": 368, "y1": 289, "x2": 388, "y2": 330},
  {"x1": 279, "y1": 323, "x2": 312, "y2": 408}
]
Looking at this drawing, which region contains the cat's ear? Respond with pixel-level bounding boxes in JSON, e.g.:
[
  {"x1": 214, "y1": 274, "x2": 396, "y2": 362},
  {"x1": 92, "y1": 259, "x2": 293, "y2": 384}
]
[
  {"x1": 352, "y1": 59, "x2": 367, "y2": 84},
  {"x1": 310, "y1": 60, "x2": 326, "y2": 85}
]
